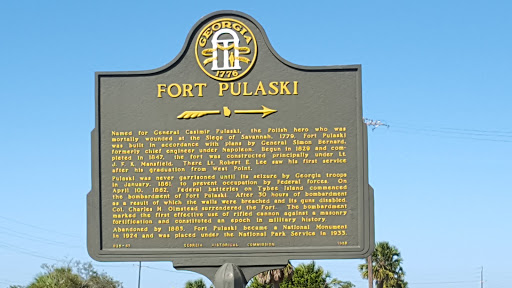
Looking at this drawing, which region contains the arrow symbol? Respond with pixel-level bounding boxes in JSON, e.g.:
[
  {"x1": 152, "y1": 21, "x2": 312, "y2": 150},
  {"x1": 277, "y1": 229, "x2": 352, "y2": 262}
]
[
  {"x1": 234, "y1": 105, "x2": 277, "y2": 118},
  {"x1": 177, "y1": 106, "x2": 277, "y2": 119},
  {"x1": 177, "y1": 110, "x2": 220, "y2": 119}
]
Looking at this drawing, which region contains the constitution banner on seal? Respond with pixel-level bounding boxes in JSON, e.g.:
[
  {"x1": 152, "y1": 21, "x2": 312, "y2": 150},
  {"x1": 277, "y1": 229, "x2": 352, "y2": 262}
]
[{"x1": 88, "y1": 10, "x2": 374, "y2": 267}]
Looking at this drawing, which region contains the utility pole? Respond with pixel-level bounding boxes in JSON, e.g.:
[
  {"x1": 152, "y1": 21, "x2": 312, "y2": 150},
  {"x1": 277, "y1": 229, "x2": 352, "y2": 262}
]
[
  {"x1": 481, "y1": 266, "x2": 483, "y2": 288},
  {"x1": 138, "y1": 261, "x2": 142, "y2": 288},
  {"x1": 368, "y1": 255, "x2": 373, "y2": 288}
]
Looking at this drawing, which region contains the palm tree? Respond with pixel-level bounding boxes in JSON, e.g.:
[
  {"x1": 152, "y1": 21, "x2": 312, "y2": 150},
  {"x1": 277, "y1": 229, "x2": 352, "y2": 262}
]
[
  {"x1": 280, "y1": 261, "x2": 351, "y2": 288},
  {"x1": 359, "y1": 242, "x2": 407, "y2": 288},
  {"x1": 254, "y1": 262, "x2": 294, "y2": 288},
  {"x1": 251, "y1": 261, "x2": 353, "y2": 288},
  {"x1": 184, "y1": 279, "x2": 210, "y2": 288}
]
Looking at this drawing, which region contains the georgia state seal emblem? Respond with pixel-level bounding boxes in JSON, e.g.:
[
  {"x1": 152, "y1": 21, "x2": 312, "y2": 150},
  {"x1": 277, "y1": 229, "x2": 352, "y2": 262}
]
[{"x1": 195, "y1": 18, "x2": 257, "y2": 81}]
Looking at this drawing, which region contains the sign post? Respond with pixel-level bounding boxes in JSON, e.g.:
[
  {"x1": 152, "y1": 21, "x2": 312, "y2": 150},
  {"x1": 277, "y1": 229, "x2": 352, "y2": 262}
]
[{"x1": 88, "y1": 10, "x2": 374, "y2": 286}]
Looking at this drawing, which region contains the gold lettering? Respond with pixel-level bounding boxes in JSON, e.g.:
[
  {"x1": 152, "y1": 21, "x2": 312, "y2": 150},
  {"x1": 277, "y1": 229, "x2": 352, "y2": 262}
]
[
  {"x1": 167, "y1": 84, "x2": 182, "y2": 98},
  {"x1": 212, "y1": 23, "x2": 221, "y2": 31},
  {"x1": 195, "y1": 83, "x2": 206, "y2": 97},
  {"x1": 219, "y1": 83, "x2": 229, "y2": 96},
  {"x1": 254, "y1": 81, "x2": 267, "y2": 96},
  {"x1": 157, "y1": 84, "x2": 166, "y2": 98},
  {"x1": 110, "y1": 124, "x2": 353, "y2": 249},
  {"x1": 182, "y1": 84, "x2": 193, "y2": 96},
  {"x1": 221, "y1": 21, "x2": 232, "y2": 29},
  {"x1": 280, "y1": 81, "x2": 291, "y2": 95},
  {"x1": 268, "y1": 82, "x2": 279, "y2": 95},
  {"x1": 244, "y1": 35, "x2": 252, "y2": 44},
  {"x1": 232, "y1": 23, "x2": 241, "y2": 32},
  {"x1": 203, "y1": 28, "x2": 213, "y2": 39},
  {"x1": 199, "y1": 37, "x2": 207, "y2": 47},
  {"x1": 231, "y1": 82, "x2": 241, "y2": 96},
  {"x1": 242, "y1": 82, "x2": 253, "y2": 96}
]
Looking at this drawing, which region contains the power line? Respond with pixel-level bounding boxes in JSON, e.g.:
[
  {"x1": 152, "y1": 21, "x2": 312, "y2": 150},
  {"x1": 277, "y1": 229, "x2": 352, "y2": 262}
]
[
  {"x1": 390, "y1": 125, "x2": 512, "y2": 138},
  {"x1": 364, "y1": 118, "x2": 512, "y2": 142},
  {"x1": 409, "y1": 280, "x2": 479, "y2": 285},
  {"x1": 437, "y1": 127, "x2": 512, "y2": 134},
  {"x1": 0, "y1": 241, "x2": 60, "y2": 262},
  {"x1": 139, "y1": 264, "x2": 198, "y2": 275},
  {"x1": 92, "y1": 263, "x2": 134, "y2": 268},
  {"x1": 0, "y1": 278, "x2": 14, "y2": 284},
  {"x1": 0, "y1": 225, "x2": 81, "y2": 248},
  {"x1": 381, "y1": 118, "x2": 512, "y2": 134},
  {"x1": 0, "y1": 215, "x2": 80, "y2": 239},
  {"x1": 389, "y1": 128, "x2": 512, "y2": 143},
  {"x1": 390, "y1": 122, "x2": 512, "y2": 135},
  {"x1": 89, "y1": 262, "x2": 206, "y2": 275},
  {"x1": 0, "y1": 279, "x2": 17, "y2": 288}
]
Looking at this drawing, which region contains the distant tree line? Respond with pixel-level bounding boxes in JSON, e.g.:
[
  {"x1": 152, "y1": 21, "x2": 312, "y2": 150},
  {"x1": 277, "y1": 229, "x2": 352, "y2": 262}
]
[
  {"x1": 184, "y1": 261, "x2": 348, "y2": 288},
  {"x1": 9, "y1": 260, "x2": 122, "y2": 288},
  {"x1": 9, "y1": 242, "x2": 406, "y2": 288},
  {"x1": 186, "y1": 241, "x2": 407, "y2": 288}
]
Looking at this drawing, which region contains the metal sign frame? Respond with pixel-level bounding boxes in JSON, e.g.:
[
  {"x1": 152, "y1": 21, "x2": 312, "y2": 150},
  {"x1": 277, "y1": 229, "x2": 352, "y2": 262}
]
[{"x1": 88, "y1": 10, "x2": 374, "y2": 267}]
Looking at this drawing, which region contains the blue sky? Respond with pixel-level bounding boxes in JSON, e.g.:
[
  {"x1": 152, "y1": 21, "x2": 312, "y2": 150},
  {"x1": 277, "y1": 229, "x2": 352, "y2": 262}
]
[{"x1": 1, "y1": 0, "x2": 511, "y2": 287}]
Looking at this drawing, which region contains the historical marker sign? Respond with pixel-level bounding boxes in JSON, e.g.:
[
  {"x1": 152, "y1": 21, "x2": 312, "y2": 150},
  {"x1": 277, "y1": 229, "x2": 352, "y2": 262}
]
[{"x1": 88, "y1": 11, "x2": 374, "y2": 265}]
